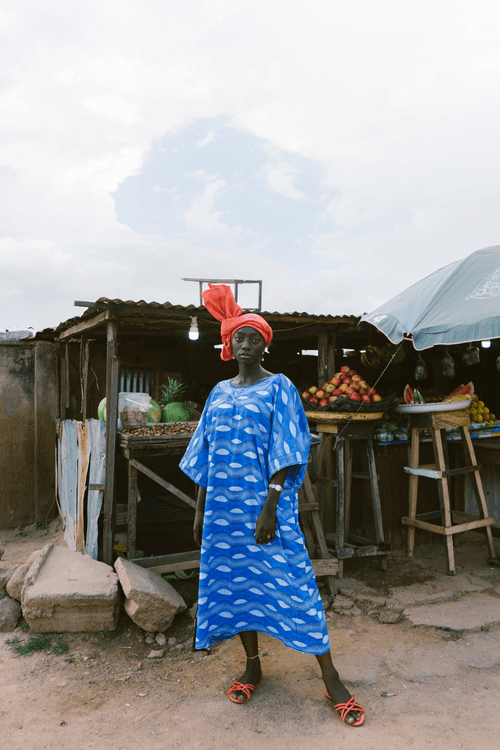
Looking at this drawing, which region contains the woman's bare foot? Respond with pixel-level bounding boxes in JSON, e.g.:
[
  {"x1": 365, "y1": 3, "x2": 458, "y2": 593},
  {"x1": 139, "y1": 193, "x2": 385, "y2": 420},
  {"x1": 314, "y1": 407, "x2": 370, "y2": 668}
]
[
  {"x1": 228, "y1": 657, "x2": 262, "y2": 703},
  {"x1": 316, "y1": 652, "x2": 364, "y2": 725}
]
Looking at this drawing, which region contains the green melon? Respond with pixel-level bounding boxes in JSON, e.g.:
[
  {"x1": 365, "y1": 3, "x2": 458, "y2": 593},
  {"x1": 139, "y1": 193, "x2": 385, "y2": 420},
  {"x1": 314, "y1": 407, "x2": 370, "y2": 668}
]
[
  {"x1": 162, "y1": 402, "x2": 191, "y2": 423},
  {"x1": 97, "y1": 397, "x2": 162, "y2": 422}
]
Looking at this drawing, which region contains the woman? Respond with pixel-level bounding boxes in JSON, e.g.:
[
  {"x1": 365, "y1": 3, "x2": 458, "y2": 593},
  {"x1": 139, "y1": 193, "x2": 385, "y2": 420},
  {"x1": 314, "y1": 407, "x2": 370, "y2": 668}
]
[{"x1": 179, "y1": 284, "x2": 364, "y2": 726}]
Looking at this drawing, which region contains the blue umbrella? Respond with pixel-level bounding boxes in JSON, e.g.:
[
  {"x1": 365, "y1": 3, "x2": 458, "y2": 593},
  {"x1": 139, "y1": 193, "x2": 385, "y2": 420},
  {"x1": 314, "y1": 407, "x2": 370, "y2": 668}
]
[{"x1": 361, "y1": 245, "x2": 500, "y2": 350}]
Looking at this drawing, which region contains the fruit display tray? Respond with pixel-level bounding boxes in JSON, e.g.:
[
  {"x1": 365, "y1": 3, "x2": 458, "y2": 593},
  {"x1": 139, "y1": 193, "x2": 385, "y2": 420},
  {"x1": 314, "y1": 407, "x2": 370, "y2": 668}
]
[{"x1": 396, "y1": 399, "x2": 471, "y2": 415}]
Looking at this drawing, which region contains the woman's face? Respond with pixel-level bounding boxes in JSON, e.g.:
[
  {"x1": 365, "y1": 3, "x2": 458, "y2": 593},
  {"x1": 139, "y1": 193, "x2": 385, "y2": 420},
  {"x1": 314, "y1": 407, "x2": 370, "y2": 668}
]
[{"x1": 231, "y1": 327, "x2": 266, "y2": 365}]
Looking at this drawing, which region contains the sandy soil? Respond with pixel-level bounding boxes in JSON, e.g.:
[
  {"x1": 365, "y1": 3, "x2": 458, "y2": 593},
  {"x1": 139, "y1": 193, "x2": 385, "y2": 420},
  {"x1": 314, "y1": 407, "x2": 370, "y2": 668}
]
[{"x1": 1, "y1": 522, "x2": 500, "y2": 750}]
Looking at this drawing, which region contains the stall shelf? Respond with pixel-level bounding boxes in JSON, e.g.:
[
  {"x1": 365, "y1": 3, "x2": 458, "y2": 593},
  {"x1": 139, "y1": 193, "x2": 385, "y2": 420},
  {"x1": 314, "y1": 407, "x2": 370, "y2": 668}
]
[{"x1": 306, "y1": 411, "x2": 390, "y2": 578}]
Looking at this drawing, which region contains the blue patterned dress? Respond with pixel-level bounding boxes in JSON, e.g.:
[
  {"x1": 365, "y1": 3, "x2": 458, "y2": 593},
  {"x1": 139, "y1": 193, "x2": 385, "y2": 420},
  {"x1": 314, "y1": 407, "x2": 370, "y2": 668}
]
[{"x1": 179, "y1": 373, "x2": 330, "y2": 655}]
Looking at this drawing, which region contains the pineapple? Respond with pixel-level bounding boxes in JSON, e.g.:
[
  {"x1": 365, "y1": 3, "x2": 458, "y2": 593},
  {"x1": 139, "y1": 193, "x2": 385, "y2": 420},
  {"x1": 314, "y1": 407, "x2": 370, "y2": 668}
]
[
  {"x1": 159, "y1": 378, "x2": 190, "y2": 423},
  {"x1": 159, "y1": 378, "x2": 187, "y2": 407}
]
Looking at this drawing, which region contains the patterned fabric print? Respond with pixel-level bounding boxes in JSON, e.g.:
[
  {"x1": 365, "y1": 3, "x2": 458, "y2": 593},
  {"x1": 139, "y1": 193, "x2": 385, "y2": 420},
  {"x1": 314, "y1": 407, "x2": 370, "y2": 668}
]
[{"x1": 179, "y1": 373, "x2": 330, "y2": 655}]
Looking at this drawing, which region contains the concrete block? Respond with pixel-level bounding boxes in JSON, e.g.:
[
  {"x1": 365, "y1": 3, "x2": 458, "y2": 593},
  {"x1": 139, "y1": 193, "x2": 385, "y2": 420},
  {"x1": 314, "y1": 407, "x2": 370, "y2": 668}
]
[
  {"x1": 0, "y1": 596, "x2": 22, "y2": 631},
  {"x1": 22, "y1": 544, "x2": 120, "y2": 633},
  {"x1": 114, "y1": 558, "x2": 186, "y2": 632},
  {"x1": 0, "y1": 566, "x2": 18, "y2": 598}
]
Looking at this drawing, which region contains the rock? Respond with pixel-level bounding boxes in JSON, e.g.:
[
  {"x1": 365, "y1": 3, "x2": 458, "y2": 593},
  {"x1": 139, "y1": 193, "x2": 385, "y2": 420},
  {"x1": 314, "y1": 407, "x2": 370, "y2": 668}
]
[
  {"x1": 188, "y1": 603, "x2": 198, "y2": 620},
  {"x1": 145, "y1": 636, "x2": 154, "y2": 644},
  {"x1": 168, "y1": 637, "x2": 177, "y2": 645},
  {"x1": 114, "y1": 558, "x2": 186, "y2": 632},
  {"x1": 22, "y1": 544, "x2": 120, "y2": 633},
  {"x1": 156, "y1": 633, "x2": 166, "y2": 646},
  {"x1": 6, "y1": 563, "x2": 31, "y2": 601},
  {"x1": 0, "y1": 566, "x2": 18, "y2": 598},
  {"x1": 332, "y1": 596, "x2": 353, "y2": 610},
  {"x1": 379, "y1": 611, "x2": 402, "y2": 624},
  {"x1": 0, "y1": 546, "x2": 4, "y2": 561},
  {"x1": 147, "y1": 650, "x2": 164, "y2": 659},
  {"x1": 350, "y1": 606, "x2": 363, "y2": 617},
  {"x1": 355, "y1": 594, "x2": 387, "y2": 607},
  {"x1": 0, "y1": 596, "x2": 22, "y2": 631}
]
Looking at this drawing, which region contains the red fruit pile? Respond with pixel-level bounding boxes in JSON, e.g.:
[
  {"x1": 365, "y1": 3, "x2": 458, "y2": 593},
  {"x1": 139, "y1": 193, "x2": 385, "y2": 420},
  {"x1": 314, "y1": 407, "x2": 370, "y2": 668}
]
[{"x1": 302, "y1": 366, "x2": 382, "y2": 407}]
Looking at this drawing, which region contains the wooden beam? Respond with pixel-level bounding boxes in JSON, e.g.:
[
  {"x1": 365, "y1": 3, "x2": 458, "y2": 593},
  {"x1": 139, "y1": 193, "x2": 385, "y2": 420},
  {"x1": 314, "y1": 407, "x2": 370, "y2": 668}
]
[
  {"x1": 130, "y1": 459, "x2": 197, "y2": 509},
  {"x1": 131, "y1": 550, "x2": 201, "y2": 575},
  {"x1": 59, "y1": 310, "x2": 114, "y2": 341}
]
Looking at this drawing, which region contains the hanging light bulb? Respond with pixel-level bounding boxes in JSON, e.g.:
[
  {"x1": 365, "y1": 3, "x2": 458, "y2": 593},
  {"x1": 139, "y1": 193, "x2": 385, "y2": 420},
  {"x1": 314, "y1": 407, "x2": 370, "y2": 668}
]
[
  {"x1": 481, "y1": 340, "x2": 491, "y2": 348},
  {"x1": 188, "y1": 316, "x2": 199, "y2": 341}
]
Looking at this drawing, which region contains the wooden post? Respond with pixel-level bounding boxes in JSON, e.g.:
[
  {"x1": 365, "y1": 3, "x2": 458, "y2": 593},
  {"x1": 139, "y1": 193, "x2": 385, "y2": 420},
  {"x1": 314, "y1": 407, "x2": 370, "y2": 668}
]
[
  {"x1": 81, "y1": 335, "x2": 90, "y2": 421},
  {"x1": 317, "y1": 325, "x2": 329, "y2": 386},
  {"x1": 65, "y1": 343, "x2": 70, "y2": 410},
  {"x1": 328, "y1": 330, "x2": 336, "y2": 378},
  {"x1": 127, "y1": 461, "x2": 138, "y2": 560},
  {"x1": 103, "y1": 320, "x2": 119, "y2": 565}
]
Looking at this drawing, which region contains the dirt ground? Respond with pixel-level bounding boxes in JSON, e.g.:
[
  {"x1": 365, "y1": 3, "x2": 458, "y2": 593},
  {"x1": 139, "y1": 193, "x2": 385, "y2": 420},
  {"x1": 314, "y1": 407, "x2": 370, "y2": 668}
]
[{"x1": 1, "y1": 521, "x2": 500, "y2": 750}]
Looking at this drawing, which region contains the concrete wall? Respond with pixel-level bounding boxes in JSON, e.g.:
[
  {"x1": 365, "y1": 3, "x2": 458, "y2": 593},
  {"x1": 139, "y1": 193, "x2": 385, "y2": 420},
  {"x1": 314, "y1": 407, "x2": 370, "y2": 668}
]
[{"x1": 0, "y1": 341, "x2": 58, "y2": 529}]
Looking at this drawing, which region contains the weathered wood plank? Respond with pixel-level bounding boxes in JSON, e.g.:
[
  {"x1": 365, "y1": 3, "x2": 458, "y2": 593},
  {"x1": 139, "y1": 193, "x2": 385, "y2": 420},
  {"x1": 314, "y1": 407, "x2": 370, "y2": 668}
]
[
  {"x1": 59, "y1": 310, "x2": 113, "y2": 341},
  {"x1": 76, "y1": 421, "x2": 90, "y2": 554}
]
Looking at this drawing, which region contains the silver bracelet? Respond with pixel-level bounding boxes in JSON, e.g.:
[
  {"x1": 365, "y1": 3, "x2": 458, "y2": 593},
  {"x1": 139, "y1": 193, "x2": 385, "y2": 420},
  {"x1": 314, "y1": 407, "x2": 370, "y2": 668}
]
[
  {"x1": 269, "y1": 483, "x2": 283, "y2": 492},
  {"x1": 247, "y1": 654, "x2": 260, "y2": 660}
]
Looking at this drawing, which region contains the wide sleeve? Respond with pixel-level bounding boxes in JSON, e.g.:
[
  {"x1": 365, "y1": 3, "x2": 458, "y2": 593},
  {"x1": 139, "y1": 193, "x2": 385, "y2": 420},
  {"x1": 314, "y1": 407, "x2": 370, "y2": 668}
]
[
  {"x1": 267, "y1": 375, "x2": 311, "y2": 489},
  {"x1": 179, "y1": 405, "x2": 210, "y2": 488}
]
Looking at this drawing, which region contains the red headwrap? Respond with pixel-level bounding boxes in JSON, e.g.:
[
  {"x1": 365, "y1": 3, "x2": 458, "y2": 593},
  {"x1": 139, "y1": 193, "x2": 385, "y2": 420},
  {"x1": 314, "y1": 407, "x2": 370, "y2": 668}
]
[{"x1": 202, "y1": 283, "x2": 273, "y2": 361}]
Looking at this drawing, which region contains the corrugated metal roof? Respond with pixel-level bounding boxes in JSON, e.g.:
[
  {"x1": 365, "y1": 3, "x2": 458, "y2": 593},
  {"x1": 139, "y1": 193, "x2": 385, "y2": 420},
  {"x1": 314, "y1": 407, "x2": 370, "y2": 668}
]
[
  {"x1": 87, "y1": 297, "x2": 359, "y2": 321},
  {"x1": 33, "y1": 298, "x2": 360, "y2": 340}
]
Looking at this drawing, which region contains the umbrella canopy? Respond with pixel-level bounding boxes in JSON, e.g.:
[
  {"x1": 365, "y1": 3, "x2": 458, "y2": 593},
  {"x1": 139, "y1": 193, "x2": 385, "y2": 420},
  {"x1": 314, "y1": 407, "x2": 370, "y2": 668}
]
[{"x1": 361, "y1": 245, "x2": 500, "y2": 350}]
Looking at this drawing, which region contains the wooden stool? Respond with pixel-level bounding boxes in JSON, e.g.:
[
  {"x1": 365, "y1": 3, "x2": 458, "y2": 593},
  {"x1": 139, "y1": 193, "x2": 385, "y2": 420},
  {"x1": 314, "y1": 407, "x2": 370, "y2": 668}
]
[
  {"x1": 307, "y1": 413, "x2": 390, "y2": 578},
  {"x1": 402, "y1": 408, "x2": 497, "y2": 575}
]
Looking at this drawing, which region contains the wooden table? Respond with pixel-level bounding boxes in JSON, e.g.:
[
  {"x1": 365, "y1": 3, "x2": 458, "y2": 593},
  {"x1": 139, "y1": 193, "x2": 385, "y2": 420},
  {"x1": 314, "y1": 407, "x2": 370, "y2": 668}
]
[
  {"x1": 306, "y1": 412, "x2": 390, "y2": 578},
  {"x1": 119, "y1": 430, "x2": 197, "y2": 563},
  {"x1": 401, "y1": 408, "x2": 497, "y2": 575}
]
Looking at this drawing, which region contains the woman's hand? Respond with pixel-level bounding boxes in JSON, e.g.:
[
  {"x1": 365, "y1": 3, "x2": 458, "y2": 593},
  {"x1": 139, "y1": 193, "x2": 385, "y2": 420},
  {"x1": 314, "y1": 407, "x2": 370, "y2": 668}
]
[{"x1": 255, "y1": 506, "x2": 277, "y2": 545}]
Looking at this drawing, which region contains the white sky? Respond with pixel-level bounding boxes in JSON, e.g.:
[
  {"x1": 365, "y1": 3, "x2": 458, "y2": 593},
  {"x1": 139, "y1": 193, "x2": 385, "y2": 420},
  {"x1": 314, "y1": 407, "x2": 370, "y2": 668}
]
[{"x1": 1, "y1": 0, "x2": 500, "y2": 331}]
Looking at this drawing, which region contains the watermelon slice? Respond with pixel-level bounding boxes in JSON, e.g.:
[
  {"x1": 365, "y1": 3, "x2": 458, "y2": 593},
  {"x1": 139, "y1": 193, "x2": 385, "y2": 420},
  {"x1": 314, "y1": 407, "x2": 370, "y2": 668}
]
[
  {"x1": 404, "y1": 385, "x2": 414, "y2": 405},
  {"x1": 448, "y1": 382, "x2": 474, "y2": 398}
]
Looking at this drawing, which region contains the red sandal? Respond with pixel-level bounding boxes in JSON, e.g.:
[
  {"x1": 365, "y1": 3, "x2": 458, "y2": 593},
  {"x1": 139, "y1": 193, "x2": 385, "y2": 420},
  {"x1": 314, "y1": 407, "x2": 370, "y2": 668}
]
[
  {"x1": 325, "y1": 692, "x2": 365, "y2": 726},
  {"x1": 228, "y1": 681, "x2": 255, "y2": 703}
]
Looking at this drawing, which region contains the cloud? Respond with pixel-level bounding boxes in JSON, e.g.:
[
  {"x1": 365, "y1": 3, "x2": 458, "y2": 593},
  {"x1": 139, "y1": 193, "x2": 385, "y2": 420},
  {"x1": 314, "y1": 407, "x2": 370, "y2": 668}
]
[
  {"x1": 195, "y1": 130, "x2": 215, "y2": 147},
  {"x1": 1, "y1": 0, "x2": 500, "y2": 333},
  {"x1": 264, "y1": 159, "x2": 305, "y2": 201}
]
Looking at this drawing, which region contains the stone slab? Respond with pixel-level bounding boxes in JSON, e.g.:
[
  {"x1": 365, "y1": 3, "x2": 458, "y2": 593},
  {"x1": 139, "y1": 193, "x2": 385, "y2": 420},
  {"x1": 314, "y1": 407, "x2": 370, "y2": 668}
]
[
  {"x1": 388, "y1": 573, "x2": 489, "y2": 608},
  {"x1": 22, "y1": 544, "x2": 120, "y2": 633},
  {"x1": 0, "y1": 596, "x2": 22, "y2": 631},
  {"x1": 114, "y1": 557, "x2": 186, "y2": 632},
  {"x1": 404, "y1": 592, "x2": 500, "y2": 630}
]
